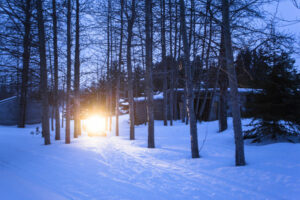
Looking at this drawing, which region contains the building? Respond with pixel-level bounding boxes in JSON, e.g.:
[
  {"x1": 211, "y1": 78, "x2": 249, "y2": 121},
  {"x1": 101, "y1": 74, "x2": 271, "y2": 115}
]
[
  {"x1": 133, "y1": 88, "x2": 259, "y2": 125},
  {"x1": 0, "y1": 96, "x2": 42, "y2": 125}
]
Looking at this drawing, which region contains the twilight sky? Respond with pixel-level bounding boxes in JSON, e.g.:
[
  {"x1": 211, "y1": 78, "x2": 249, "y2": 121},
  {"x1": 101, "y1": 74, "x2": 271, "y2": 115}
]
[{"x1": 267, "y1": 0, "x2": 300, "y2": 68}]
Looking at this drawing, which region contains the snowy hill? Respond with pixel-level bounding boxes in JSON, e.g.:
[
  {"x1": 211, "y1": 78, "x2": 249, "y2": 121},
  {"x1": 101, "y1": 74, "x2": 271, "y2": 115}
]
[{"x1": 0, "y1": 115, "x2": 299, "y2": 200}]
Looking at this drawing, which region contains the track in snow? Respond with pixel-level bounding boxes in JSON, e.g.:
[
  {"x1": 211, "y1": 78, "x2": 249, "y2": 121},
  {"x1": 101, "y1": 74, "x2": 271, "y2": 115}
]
[{"x1": 0, "y1": 115, "x2": 299, "y2": 200}]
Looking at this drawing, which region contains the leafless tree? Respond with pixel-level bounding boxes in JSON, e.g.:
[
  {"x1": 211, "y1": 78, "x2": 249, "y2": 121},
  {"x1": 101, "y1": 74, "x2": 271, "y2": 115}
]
[
  {"x1": 125, "y1": 0, "x2": 136, "y2": 140},
  {"x1": 145, "y1": 0, "x2": 155, "y2": 148},
  {"x1": 52, "y1": 0, "x2": 60, "y2": 140},
  {"x1": 115, "y1": 0, "x2": 125, "y2": 137},
  {"x1": 18, "y1": 0, "x2": 32, "y2": 128},
  {"x1": 36, "y1": 0, "x2": 50, "y2": 145},
  {"x1": 74, "y1": 0, "x2": 81, "y2": 138},
  {"x1": 65, "y1": 0, "x2": 72, "y2": 144},
  {"x1": 222, "y1": 0, "x2": 245, "y2": 166},
  {"x1": 179, "y1": 0, "x2": 199, "y2": 158}
]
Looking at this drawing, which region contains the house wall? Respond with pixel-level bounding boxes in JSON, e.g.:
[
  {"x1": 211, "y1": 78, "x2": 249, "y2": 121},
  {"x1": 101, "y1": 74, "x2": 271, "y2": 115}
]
[
  {"x1": 134, "y1": 100, "x2": 168, "y2": 125},
  {"x1": 0, "y1": 96, "x2": 42, "y2": 125},
  {"x1": 134, "y1": 90, "x2": 250, "y2": 125}
]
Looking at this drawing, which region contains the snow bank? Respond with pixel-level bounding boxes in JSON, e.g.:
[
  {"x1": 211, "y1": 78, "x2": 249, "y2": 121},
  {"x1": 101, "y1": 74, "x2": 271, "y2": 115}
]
[{"x1": 134, "y1": 92, "x2": 164, "y2": 102}]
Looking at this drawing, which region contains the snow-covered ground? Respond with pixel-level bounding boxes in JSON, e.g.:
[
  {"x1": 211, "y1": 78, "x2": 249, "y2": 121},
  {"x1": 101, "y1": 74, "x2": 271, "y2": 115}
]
[{"x1": 0, "y1": 115, "x2": 299, "y2": 200}]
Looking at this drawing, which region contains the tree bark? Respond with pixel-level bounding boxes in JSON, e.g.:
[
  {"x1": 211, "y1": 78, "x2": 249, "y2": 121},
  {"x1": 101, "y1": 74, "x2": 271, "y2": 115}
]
[
  {"x1": 106, "y1": 0, "x2": 112, "y2": 132},
  {"x1": 116, "y1": 0, "x2": 124, "y2": 136},
  {"x1": 65, "y1": 0, "x2": 71, "y2": 144},
  {"x1": 18, "y1": 0, "x2": 32, "y2": 128},
  {"x1": 61, "y1": 79, "x2": 65, "y2": 128},
  {"x1": 173, "y1": 1, "x2": 179, "y2": 120},
  {"x1": 48, "y1": 43, "x2": 54, "y2": 132},
  {"x1": 222, "y1": 0, "x2": 245, "y2": 166},
  {"x1": 36, "y1": 0, "x2": 50, "y2": 145},
  {"x1": 168, "y1": 0, "x2": 174, "y2": 125},
  {"x1": 160, "y1": 0, "x2": 168, "y2": 126},
  {"x1": 179, "y1": 0, "x2": 199, "y2": 158},
  {"x1": 181, "y1": 93, "x2": 186, "y2": 123},
  {"x1": 218, "y1": 27, "x2": 228, "y2": 132},
  {"x1": 74, "y1": 0, "x2": 81, "y2": 138},
  {"x1": 126, "y1": 0, "x2": 136, "y2": 140},
  {"x1": 52, "y1": 0, "x2": 60, "y2": 140},
  {"x1": 108, "y1": 0, "x2": 113, "y2": 132},
  {"x1": 145, "y1": 0, "x2": 155, "y2": 148}
]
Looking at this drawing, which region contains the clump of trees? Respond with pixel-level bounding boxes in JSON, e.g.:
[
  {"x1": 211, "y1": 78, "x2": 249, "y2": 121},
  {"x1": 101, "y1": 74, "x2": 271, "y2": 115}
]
[
  {"x1": 1, "y1": 0, "x2": 299, "y2": 166},
  {"x1": 244, "y1": 48, "x2": 300, "y2": 142}
]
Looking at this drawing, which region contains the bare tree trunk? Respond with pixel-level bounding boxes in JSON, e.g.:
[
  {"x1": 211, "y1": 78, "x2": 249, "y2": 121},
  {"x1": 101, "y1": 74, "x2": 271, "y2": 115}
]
[
  {"x1": 115, "y1": 0, "x2": 124, "y2": 137},
  {"x1": 65, "y1": 0, "x2": 71, "y2": 144},
  {"x1": 105, "y1": 94, "x2": 108, "y2": 130},
  {"x1": 218, "y1": 27, "x2": 228, "y2": 132},
  {"x1": 145, "y1": 0, "x2": 155, "y2": 148},
  {"x1": 181, "y1": 94, "x2": 186, "y2": 122},
  {"x1": 126, "y1": 0, "x2": 136, "y2": 140},
  {"x1": 36, "y1": 0, "x2": 50, "y2": 145},
  {"x1": 179, "y1": 0, "x2": 199, "y2": 158},
  {"x1": 74, "y1": 0, "x2": 81, "y2": 138},
  {"x1": 169, "y1": 71, "x2": 174, "y2": 125},
  {"x1": 174, "y1": 0, "x2": 178, "y2": 61},
  {"x1": 197, "y1": 87, "x2": 208, "y2": 120},
  {"x1": 222, "y1": 0, "x2": 245, "y2": 166},
  {"x1": 18, "y1": 0, "x2": 32, "y2": 128},
  {"x1": 109, "y1": 17, "x2": 113, "y2": 132},
  {"x1": 106, "y1": 0, "x2": 112, "y2": 132},
  {"x1": 51, "y1": 105, "x2": 54, "y2": 131},
  {"x1": 205, "y1": 4, "x2": 215, "y2": 121},
  {"x1": 173, "y1": 0, "x2": 179, "y2": 120},
  {"x1": 195, "y1": 0, "x2": 212, "y2": 121},
  {"x1": 188, "y1": 0, "x2": 195, "y2": 51},
  {"x1": 160, "y1": 0, "x2": 168, "y2": 126},
  {"x1": 207, "y1": 66, "x2": 221, "y2": 121},
  {"x1": 52, "y1": 0, "x2": 60, "y2": 140},
  {"x1": 168, "y1": 0, "x2": 173, "y2": 125},
  {"x1": 185, "y1": 88, "x2": 189, "y2": 125},
  {"x1": 61, "y1": 80, "x2": 65, "y2": 128},
  {"x1": 169, "y1": 73, "x2": 174, "y2": 125},
  {"x1": 48, "y1": 43, "x2": 54, "y2": 132},
  {"x1": 168, "y1": 0, "x2": 173, "y2": 58}
]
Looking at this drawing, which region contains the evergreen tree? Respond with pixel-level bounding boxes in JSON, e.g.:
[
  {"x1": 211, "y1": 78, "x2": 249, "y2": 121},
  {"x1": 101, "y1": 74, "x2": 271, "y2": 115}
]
[{"x1": 245, "y1": 50, "x2": 300, "y2": 142}]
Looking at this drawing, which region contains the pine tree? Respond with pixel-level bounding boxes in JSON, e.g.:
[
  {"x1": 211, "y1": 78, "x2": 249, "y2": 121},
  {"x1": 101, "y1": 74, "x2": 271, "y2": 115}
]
[{"x1": 245, "y1": 50, "x2": 300, "y2": 142}]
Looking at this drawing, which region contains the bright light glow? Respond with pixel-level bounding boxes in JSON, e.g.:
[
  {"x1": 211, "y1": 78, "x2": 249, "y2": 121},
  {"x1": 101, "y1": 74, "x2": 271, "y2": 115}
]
[{"x1": 85, "y1": 115, "x2": 106, "y2": 134}]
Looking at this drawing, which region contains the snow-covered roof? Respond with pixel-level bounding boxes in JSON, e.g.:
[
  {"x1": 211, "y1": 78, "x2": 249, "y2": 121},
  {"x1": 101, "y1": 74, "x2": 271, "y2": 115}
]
[
  {"x1": 134, "y1": 93, "x2": 164, "y2": 102},
  {"x1": 132, "y1": 88, "x2": 262, "y2": 102},
  {"x1": 0, "y1": 96, "x2": 17, "y2": 104},
  {"x1": 176, "y1": 88, "x2": 262, "y2": 93}
]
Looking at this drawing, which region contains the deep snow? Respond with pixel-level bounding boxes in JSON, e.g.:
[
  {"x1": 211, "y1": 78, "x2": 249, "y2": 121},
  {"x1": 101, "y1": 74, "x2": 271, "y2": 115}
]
[{"x1": 0, "y1": 115, "x2": 299, "y2": 200}]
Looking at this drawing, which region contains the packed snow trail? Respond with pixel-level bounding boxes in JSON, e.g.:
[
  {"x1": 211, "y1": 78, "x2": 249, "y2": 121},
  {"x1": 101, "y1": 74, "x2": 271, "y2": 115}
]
[{"x1": 0, "y1": 115, "x2": 299, "y2": 200}]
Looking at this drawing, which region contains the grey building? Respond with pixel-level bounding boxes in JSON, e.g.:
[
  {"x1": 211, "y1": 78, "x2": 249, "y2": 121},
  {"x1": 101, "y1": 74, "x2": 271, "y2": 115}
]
[
  {"x1": 0, "y1": 96, "x2": 42, "y2": 125},
  {"x1": 133, "y1": 88, "x2": 258, "y2": 125}
]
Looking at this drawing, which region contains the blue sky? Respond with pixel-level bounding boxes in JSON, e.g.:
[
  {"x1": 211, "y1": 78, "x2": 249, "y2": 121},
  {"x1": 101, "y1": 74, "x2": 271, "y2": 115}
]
[{"x1": 268, "y1": 0, "x2": 300, "y2": 68}]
